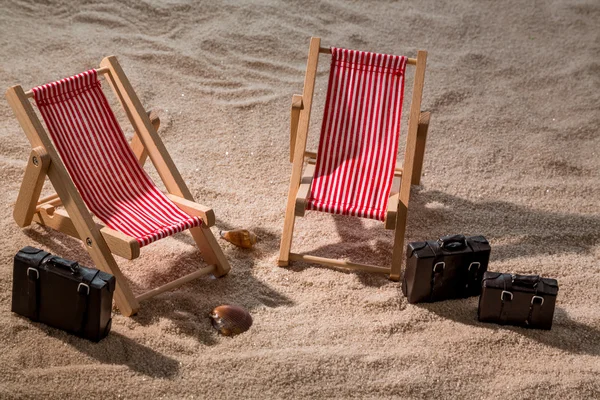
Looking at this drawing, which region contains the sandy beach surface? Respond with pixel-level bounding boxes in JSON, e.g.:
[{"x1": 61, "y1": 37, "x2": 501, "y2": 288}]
[{"x1": 0, "y1": 0, "x2": 599, "y2": 398}]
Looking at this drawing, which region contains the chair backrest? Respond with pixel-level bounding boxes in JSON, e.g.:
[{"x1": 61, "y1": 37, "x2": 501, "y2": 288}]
[
  {"x1": 306, "y1": 47, "x2": 408, "y2": 221},
  {"x1": 32, "y1": 69, "x2": 198, "y2": 246}
]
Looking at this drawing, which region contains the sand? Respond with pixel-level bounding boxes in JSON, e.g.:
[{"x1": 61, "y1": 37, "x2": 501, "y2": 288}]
[{"x1": 0, "y1": 0, "x2": 599, "y2": 398}]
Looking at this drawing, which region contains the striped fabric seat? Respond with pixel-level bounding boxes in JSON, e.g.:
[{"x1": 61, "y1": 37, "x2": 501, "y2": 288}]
[
  {"x1": 32, "y1": 70, "x2": 201, "y2": 247},
  {"x1": 306, "y1": 47, "x2": 408, "y2": 221}
]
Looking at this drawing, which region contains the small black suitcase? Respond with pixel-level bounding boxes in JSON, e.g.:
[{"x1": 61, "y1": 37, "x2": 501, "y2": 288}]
[
  {"x1": 478, "y1": 272, "x2": 558, "y2": 330},
  {"x1": 11, "y1": 247, "x2": 115, "y2": 341},
  {"x1": 402, "y1": 234, "x2": 491, "y2": 303}
]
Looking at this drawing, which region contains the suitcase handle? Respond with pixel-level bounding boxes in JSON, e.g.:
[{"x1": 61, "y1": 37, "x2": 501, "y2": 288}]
[
  {"x1": 438, "y1": 234, "x2": 467, "y2": 250},
  {"x1": 513, "y1": 274, "x2": 540, "y2": 288},
  {"x1": 44, "y1": 256, "x2": 80, "y2": 274}
]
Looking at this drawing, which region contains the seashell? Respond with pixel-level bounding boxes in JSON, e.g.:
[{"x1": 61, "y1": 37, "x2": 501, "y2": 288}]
[
  {"x1": 219, "y1": 229, "x2": 258, "y2": 249},
  {"x1": 209, "y1": 305, "x2": 253, "y2": 336}
]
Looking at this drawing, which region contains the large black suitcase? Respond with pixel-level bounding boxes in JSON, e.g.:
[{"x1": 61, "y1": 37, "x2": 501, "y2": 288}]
[
  {"x1": 11, "y1": 247, "x2": 115, "y2": 341},
  {"x1": 478, "y1": 272, "x2": 558, "y2": 329},
  {"x1": 402, "y1": 234, "x2": 491, "y2": 303}
]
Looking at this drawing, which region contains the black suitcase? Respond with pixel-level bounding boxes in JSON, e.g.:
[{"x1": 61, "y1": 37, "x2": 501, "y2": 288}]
[
  {"x1": 11, "y1": 247, "x2": 115, "y2": 341},
  {"x1": 478, "y1": 272, "x2": 558, "y2": 330},
  {"x1": 402, "y1": 234, "x2": 491, "y2": 303}
]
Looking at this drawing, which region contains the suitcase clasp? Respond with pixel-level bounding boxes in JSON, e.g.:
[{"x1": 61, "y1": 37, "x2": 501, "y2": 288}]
[
  {"x1": 468, "y1": 262, "x2": 481, "y2": 271},
  {"x1": 433, "y1": 262, "x2": 445, "y2": 273},
  {"x1": 27, "y1": 267, "x2": 39, "y2": 280},
  {"x1": 501, "y1": 290, "x2": 513, "y2": 301},
  {"x1": 531, "y1": 295, "x2": 544, "y2": 306},
  {"x1": 77, "y1": 283, "x2": 90, "y2": 295}
]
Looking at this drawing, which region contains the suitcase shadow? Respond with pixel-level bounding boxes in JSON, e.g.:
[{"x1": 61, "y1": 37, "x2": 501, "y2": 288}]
[
  {"x1": 418, "y1": 300, "x2": 600, "y2": 356},
  {"x1": 25, "y1": 320, "x2": 179, "y2": 378}
]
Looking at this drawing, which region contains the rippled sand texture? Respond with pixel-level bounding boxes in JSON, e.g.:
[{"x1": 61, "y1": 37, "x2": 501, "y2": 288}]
[{"x1": 0, "y1": 0, "x2": 599, "y2": 398}]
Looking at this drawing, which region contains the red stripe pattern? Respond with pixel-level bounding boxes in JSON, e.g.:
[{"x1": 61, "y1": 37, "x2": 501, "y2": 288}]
[
  {"x1": 33, "y1": 70, "x2": 201, "y2": 247},
  {"x1": 306, "y1": 47, "x2": 408, "y2": 221}
]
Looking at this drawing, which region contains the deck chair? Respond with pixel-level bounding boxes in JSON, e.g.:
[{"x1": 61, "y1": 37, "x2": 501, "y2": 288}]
[
  {"x1": 6, "y1": 56, "x2": 230, "y2": 316},
  {"x1": 278, "y1": 37, "x2": 430, "y2": 281}
]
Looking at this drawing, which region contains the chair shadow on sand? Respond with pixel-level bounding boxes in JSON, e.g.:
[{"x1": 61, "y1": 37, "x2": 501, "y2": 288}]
[
  {"x1": 289, "y1": 188, "x2": 600, "y2": 285},
  {"x1": 418, "y1": 300, "x2": 600, "y2": 356},
  {"x1": 23, "y1": 220, "x2": 293, "y2": 347}
]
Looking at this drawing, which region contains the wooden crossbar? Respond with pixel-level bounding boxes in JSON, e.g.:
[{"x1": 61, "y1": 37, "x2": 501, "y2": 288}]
[
  {"x1": 136, "y1": 265, "x2": 216, "y2": 302},
  {"x1": 289, "y1": 253, "x2": 391, "y2": 274},
  {"x1": 318, "y1": 47, "x2": 417, "y2": 65},
  {"x1": 38, "y1": 193, "x2": 61, "y2": 205},
  {"x1": 23, "y1": 67, "x2": 110, "y2": 98}
]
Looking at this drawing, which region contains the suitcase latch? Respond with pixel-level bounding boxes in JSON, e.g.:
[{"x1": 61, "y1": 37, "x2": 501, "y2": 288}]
[
  {"x1": 501, "y1": 290, "x2": 513, "y2": 301},
  {"x1": 531, "y1": 295, "x2": 544, "y2": 306},
  {"x1": 77, "y1": 283, "x2": 90, "y2": 295},
  {"x1": 468, "y1": 262, "x2": 481, "y2": 272},
  {"x1": 27, "y1": 267, "x2": 39, "y2": 280}
]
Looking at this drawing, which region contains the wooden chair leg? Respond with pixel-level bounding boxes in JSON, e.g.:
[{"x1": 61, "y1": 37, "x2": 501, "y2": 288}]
[
  {"x1": 390, "y1": 201, "x2": 408, "y2": 281},
  {"x1": 390, "y1": 51, "x2": 427, "y2": 281},
  {"x1": 90, "y1": 246, "x2": 140, "y2": 316},
  {"x1": 189, "y1": 226, "x2": 231, "y2": 277},
  {"x1": 14, "y1": 146, "x2": 50, "y2": 227},
  {"x1": 278, "y1": 209, "x2": 296, "y2": 267},
  {"x1": 279, "y1": 37, "x2": 321, "y2": 267}
]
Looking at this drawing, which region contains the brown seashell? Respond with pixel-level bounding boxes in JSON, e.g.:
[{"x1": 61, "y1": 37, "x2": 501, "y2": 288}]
[
  {"x1": 219, "y1": 229, "x2": 258, "y2": 249},
  {"x1": 209, "y1": 305, "x2": 253, "y2": 336}
]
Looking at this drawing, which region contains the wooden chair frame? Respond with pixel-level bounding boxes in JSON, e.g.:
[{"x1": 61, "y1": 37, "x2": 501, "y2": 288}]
[
  {"x1": 278, "y1": 37, "x2": 430, "y2": 281},
  {"x1": 6, "y1": 56, "x2": 230, "y2": 316}
]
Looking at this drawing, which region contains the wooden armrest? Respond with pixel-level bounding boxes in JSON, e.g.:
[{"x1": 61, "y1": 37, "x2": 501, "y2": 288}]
[
  {"x1": 290, "y1": 94, "x2": 303, "y2": 162},
  {"x1": 384, "y1": 176, "x2": 401, "y2": 230},
  {"x1": 294, "y1": 163, "x2": 315, "y2": 217},
  {"x1": 33, "y1": 206, "x2": 140, "y2": 260},
  {"x1": 14, "y1": 146, "x2": 50, "y2": 227},
  {"x1": 166, "y1": 194, "x2": 215, "y2": 227},
  {"x1": 412, "y1": 111, "x2": 431, "y2": 185}
]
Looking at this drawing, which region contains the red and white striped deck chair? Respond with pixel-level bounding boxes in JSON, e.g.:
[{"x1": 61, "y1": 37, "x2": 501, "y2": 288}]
[
  {"x1": 279, "y1": 37, "x2": 431, "y2": 280},
  {"x1": 7, "y1": 56, "x2": 230, "y2": 316}
]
